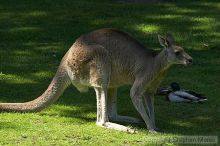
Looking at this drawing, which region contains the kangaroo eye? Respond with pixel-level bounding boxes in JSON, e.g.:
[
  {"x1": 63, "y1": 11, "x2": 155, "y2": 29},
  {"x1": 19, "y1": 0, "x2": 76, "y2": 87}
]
[{"x1": 175, "y1": 51, "x2": 181, "y2": 56}]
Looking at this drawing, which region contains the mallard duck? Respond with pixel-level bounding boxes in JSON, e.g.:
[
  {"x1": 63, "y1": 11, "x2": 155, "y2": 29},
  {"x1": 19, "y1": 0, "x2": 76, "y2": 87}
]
[{"x1": 156, "y1": 82, "x2": 207, "y2": 103}]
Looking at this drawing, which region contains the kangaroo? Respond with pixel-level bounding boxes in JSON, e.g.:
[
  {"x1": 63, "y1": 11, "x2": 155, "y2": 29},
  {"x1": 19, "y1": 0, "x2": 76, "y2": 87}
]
[{"x1": 0, "y1": 28, "x2": 192, "y2": 133}]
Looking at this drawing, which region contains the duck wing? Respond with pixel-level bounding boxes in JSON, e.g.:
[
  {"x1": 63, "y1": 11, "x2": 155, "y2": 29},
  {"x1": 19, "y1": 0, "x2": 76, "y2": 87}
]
[
  {"x1": 173, "y1": 91, "x2": 199, "y2": 101},
  {"x1": 185, "y1": 90, "x2": 207, "y2": 100},
  {"x1": 168, "y1": 93, "x2": 191, "y2": 102}
]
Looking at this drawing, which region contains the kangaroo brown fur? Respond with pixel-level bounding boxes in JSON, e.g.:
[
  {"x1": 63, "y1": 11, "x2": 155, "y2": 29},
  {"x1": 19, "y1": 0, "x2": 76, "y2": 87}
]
[{"x1": 0, "y1": 28, "x2": 192, "y2": 133}]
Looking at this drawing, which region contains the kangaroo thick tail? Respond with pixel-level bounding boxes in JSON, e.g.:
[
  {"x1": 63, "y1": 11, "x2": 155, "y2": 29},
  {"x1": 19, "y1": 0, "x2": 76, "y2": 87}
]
[{"x1": 0, "y1": 67, "x2": 71, "y2": 112}]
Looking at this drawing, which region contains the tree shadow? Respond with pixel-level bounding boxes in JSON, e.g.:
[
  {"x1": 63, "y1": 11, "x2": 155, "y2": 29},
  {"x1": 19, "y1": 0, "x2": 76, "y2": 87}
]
[{"x1": 0, "y1": 121, "x2": 19, "y2": 130}]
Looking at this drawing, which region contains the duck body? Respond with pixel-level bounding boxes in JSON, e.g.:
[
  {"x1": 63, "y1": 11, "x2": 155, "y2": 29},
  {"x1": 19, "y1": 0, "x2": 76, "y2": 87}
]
[
  {"x1": 167, "y1": 90, "x2": 207, "y2": 103},
  {"x1": 156, "y1": 82, "x2": 207, "y2": 103}
]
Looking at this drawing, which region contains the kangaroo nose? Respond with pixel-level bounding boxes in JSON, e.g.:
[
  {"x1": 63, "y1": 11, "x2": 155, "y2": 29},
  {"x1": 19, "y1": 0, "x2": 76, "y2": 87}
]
[{"x1": 188, "y1": 58, "x2": 193, "y2": 64}]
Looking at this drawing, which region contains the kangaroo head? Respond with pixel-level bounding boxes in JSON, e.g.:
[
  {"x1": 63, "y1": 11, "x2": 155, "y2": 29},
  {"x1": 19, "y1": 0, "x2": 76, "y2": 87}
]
[{"x1": 158, "y1": 33, "x2": 192, "y2": 65}]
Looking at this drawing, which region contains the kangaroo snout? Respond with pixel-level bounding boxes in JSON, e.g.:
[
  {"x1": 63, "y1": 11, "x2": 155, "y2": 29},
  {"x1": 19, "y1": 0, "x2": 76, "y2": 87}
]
[
  {"x1": 185, "y1": 56, "x2": 193, "y2": 65},
  {"x1": 187, "y1": 58, "x2": 193, "y2": 64},
  {"x1": 183, "y1": 52, "x2": 193, "y2": 65}
]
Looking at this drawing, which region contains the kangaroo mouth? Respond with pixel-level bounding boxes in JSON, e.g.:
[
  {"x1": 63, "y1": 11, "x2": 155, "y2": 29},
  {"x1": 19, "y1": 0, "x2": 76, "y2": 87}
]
[
  {"x1": 187, "y1": 59, "x2": 193, "y2": 64},
  {"x1": 184, "y1": 59, "x2": 193, "y2": 65}
]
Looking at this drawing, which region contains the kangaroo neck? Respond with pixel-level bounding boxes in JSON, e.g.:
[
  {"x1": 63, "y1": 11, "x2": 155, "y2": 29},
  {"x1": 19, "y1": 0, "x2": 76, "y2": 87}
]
[
  {"x1": 145, "y1": 49, "x2": 172, "y2": 94},
  {"x1": 153, "y1": 49, "x2": 171, "y2": 74}
]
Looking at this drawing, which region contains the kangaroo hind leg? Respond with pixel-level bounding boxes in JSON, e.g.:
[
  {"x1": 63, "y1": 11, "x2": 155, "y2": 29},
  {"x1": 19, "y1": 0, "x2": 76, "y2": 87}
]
[
  {"x1": 95, "y1": 87, "x2": 136, "y2": 133},
  {"x1": 91, "y1": 45, "x2": 135, "y2": 133},
  {"x1": 107, "y1": 88, "x2": 142, "y2": 124}
]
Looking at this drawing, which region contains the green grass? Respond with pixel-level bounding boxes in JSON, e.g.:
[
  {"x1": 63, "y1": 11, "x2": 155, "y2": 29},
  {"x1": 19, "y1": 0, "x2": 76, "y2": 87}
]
[{"x1": 0, "y1": 0, "x2": 220, "y2": 145}]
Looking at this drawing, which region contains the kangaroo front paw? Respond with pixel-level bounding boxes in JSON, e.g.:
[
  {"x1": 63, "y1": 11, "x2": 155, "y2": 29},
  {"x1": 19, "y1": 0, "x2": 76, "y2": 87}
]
[
  {"x1": 149, "y1": 129, "x2": 158, "y2": 134},
  {"x1": 149, "y1": 128, "x2": 162, "y2": 134},
  {"x1": 154, "y1": 127, "x2": 162, "y2": 133}
]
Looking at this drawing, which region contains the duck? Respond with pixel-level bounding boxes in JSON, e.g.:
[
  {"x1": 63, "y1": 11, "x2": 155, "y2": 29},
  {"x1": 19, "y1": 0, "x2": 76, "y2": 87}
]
[{"x1": 156, "y1": 82, "x2": 207, "y2": 103}]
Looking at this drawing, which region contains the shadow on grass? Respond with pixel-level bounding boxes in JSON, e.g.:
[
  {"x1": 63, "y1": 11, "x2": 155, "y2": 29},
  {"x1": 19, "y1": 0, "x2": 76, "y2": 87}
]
[
  {"x1": 0, "y1": 0, "x2": 219, "y2": 136},
  {"x1": 0, "y1": 121, "x2": 19, "y2": 130}
]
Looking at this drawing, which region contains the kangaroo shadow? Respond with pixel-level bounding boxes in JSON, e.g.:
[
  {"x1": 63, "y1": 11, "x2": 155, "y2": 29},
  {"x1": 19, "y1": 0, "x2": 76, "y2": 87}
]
[{"x1": 0, "y1": 121, "x2": 19, "y2": 130}]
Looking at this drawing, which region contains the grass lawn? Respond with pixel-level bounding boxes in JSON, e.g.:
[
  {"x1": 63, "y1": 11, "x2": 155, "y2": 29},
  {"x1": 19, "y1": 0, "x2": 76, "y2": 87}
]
[{"x1": 0, "y1": 0, "x2": 220, "y2": 145}]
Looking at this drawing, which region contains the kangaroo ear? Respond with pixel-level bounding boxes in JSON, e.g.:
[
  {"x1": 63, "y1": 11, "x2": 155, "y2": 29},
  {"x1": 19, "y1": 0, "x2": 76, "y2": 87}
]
[
  {"x1": 166, "y1": 33, "x2": 175, "y2": 45},
  {"x1": 158, "y1": 35, "x2": 168, "y2": 48}
]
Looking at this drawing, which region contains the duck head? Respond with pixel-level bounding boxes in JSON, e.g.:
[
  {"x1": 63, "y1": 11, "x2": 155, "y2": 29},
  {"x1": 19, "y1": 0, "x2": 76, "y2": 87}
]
[{"x1": 170, "y1": 82, "x2": 181, "y2": 91}]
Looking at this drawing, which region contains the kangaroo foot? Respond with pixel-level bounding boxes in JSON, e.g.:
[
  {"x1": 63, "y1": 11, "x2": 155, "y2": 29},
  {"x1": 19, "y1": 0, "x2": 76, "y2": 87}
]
[{"x1": 96, "y1": 122, "x2": 137, "y2": 133}]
